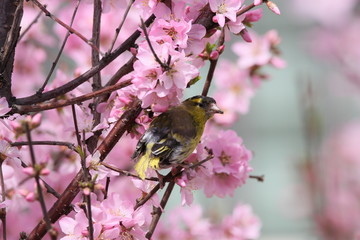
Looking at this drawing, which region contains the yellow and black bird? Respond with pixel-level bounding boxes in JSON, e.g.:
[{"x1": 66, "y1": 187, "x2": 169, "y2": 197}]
[{"x1": 132, "y1": 95, "x2": 223, "y2": 179}]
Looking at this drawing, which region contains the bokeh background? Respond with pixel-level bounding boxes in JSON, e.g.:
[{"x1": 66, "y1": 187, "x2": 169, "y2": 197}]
[{"x1": 187, "y1": 1, "x2": 360, "y2": 239}]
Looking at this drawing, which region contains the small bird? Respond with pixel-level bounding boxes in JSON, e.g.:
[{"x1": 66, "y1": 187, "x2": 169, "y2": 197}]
[{"x1": 132, "y1": 95, "x2": 223, "y2": 180}]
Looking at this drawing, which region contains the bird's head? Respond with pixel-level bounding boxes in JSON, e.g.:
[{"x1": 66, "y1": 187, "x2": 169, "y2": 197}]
[{"x1": 183, "y1": 95, "x2": 223, "y2": 120}]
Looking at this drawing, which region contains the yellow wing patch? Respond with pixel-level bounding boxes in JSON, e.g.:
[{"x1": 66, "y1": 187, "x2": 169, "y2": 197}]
[
  {"x1": 134, "y1": 155, "x2": 150, "y2": 180},
  {"x1": 134, "y1": 142, "x2": 161, "y2": 180}
]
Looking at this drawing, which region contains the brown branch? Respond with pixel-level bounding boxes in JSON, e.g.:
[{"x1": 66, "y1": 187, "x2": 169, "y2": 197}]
[
  {"x1": 104, "y1": 56, "x2": 136, "y2": 87},
  {"x1": 249, "y1": 174, "x2": 265, "y2": 182},
  {"x1": 0, "y1": 0, "x2": 23, "y2": 104},
  {"x1": 27, "y1": 99, "x2": 142, "y2": 240},
  {"x1": 237, "y1": 2, "x2": 257, "y2": 17},
  {"x1": 36, "y1": 0, "x2": 82, "y2": 95},
  {"x1": 29, "y1": 0, "x2": 102, "y2": 55},
  {"x1": 11, "y1": 141, "x2": 76, "y2": 151},
  {"x1": 14, "y1": 14, "x2": 155, "y2": 106},
  {"x1": 14, "y1": 79, "x2": 132, "y2": 114},
  {"x1": 134, "y1": 183, "x2": 161, "y2": 210},
  {"x1": 107, "y1": 0, "x2": 134, "y2": 53},
  {"x1": 25, "y1": 123, "x2": 57, "y2": 239},
  {"x1": 145, "y1": 181, "x2": 175, "y2": 239},
  {"x1": 87, "y1": 0, "x2": 103, "y2": 154},
  {"x1": 97, "y1": 99, "x2": 142, "y2": 160}
]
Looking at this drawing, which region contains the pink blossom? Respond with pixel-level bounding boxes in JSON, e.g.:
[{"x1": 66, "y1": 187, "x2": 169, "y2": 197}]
[
  {"x1": 59, "y1": 212, "x2": 89, "y2": 240},
  {"x1": 134, "y1": 0, "x2": 159, "y2": 18},
  {"x1": 201, "y1": 130, "x2": 253, "y2": 198},
  {"x1": 232, "y1": 32, "x2": 272, "y2": 69},
  {"x1": 0, "y1": 139, "x2": 20, "y2": 161},
  {"x1": 244, "y1": 8, "x2": 263, "y2": 23},
  {"x1": 22, "y1": 167, "x2": 35, "y2": 176},
  {"x1": 0, "y1": 97, "x2": 11, "y2": 116},
  {"x1": 215, "y1": 60, "x2": 254, "y2": 109},
  {"x1": 153, "y1": 204, "x2": 212, "y2": 239},
  {"x1": 86, "y1": 151, "x2": 117, "y2": 180},
  {"x1": 209, "y1": 0, "x2": 243, "y2": 27},
  {"x1": 131, "y1": 41, "x2": 198, "y2": 111},
  {"x1": 149, "y1": 18, "x2": 192, "y2": 48},
  {"x1": 220, "y1": 203, "x2": 261, "y2": 239},
  {"x1": 225, "y1": 15, "x2": 246, "y2": 40}
]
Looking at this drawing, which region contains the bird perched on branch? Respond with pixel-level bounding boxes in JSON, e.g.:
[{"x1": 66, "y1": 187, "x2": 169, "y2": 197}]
[{"x1": 132, "y1": 95, "x2": 223, "y2": 180}]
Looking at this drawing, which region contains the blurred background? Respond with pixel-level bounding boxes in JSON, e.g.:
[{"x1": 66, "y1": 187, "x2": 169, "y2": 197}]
[{"x1": 187, "y1": 1, "x2": 360, "y2": 239}]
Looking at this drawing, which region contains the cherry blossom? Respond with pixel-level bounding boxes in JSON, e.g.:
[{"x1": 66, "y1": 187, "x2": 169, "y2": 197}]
[{"x1": 209, "y1": 0, "x2": 244, "y2": 27}]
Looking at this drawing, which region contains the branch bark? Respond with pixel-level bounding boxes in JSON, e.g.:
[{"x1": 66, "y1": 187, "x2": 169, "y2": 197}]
[{"x1": 0, "y1": 0, "x2": 23, "y2": 104}]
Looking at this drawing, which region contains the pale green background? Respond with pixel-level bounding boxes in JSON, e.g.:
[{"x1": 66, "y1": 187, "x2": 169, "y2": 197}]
[{"x1": 179, "y1": 2, "x2": 360, "y2": 239}]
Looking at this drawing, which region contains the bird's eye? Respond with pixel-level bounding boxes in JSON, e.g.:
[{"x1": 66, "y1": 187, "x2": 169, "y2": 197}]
[{"x1": 197, "y1": 102, "x2": 204, "y2": 108}]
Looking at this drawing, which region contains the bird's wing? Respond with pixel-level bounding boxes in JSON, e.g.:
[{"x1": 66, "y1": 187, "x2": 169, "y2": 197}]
[{"x1": 132, "y1": 108, "x2": 197, "y2": 162}]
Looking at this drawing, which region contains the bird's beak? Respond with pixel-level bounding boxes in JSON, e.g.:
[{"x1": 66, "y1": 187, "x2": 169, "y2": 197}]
[{"x1": 210, "y1": 103, "x2": 223, "y2": 114}]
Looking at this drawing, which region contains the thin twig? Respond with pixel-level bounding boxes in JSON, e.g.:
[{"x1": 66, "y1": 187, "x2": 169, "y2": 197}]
[
  {"x1": 101, "y1": 162, "x2": 158, "y2": 181},
  {"x1": 134, "y1": 183, "x2": 161, "y2": 210},
  {"x1": 36, "y1": 0, "x2": 82, "y2": 95},
  {"x1": 104, "y1": 177, "x2": 110, "y2": 199},
  {"x1": 11, "y1": 141, "x2": 76, "y2": 151},
  {"x1": 236, "y1": 2, "x2": 257, "y2": 17},
  {"x1": 140, "y1": 18, "x2": 169, "y2": 71},
  {"x1": 14, "y1": 14, "x2": 156, "y2": 106},
  {"x1": 71, "y1": 105, "x2": 94, "y2": 240},
  {"x1": 24, "y1": 123, "x2": 57, "y2": 240},
  {"x1": 202, "y1": 28, "x2": 225, "y2": 96},
  {"x1": 29, "y1": 0, "x2": 103, "y2": 55},
  {"x1": 145, "y1": 181, "x2": 175, "y2": 239},
  {"x1": 15, "y1": 79, "x2": 132, "y2": 114},
  {"x1": 249, "y1": 174, "x2": 265, "y2": 182},
  {"x1": 18, "y1": 7, "x2": 43, "y2": 42},
  {"x1": 133, "y1": 154, "x2": 214, "y2": 210},
  {"x1": 19, "y1": 160, "x2": 61, "y2": 199},
  {"x1": 107, "y1": 0, "x2": 135, "y2": 53}
]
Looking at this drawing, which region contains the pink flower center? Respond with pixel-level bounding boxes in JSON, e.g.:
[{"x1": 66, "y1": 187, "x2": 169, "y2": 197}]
[
  {"x1": 217, "y1": 4, "x2": 227, "y2": 14},
  {"x1": 219, "y1": 151, "x2": 231, "y2": 165},
  {"x1": 163, "y1": 27, "x2": 178, "y2": 40}
]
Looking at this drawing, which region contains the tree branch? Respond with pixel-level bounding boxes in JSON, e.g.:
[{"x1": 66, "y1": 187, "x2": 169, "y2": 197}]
[
  {"x1": 87, "y1": 0, "x2": 103, "y2": 154},
  {"x1": 145, "y1": 181, "x2": 175, "y2": 239},
  {"x1": 13, "y1": 14, "x2": 155, "y2": 106},
  {"x1": 36, "y1": 0, "x2": 82, "y2": 95},
  {"x1": 29, "y1": 0, "x2": 102, "y2": 55},
  {"x1": 0, "y1": 0, "x2": 23, "y2": 103},
  {"x1": 27, "y1": 98, "x2": 142, "y2": 239}
]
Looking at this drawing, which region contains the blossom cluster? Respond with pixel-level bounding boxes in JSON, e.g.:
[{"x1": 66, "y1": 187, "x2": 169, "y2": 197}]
[{"x1": 0, "y1": 0, "x2": 283, "y2": 239}]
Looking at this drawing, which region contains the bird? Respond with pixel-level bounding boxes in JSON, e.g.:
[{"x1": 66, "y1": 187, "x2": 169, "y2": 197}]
[{"x1": 132, "y1": 95, "x2": 223, "y2": 180}]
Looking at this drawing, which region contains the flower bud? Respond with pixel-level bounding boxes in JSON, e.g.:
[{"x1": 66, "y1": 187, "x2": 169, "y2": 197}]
[
  {"x1": 210, "y1": 51, "x2": 219, "y2": 60},
  {"x1": 266, "y1": 1, "x2": 280, "y2": 15},
  {"x1": 240, "y1": 29, "x2": 252, "y2": 42}
]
